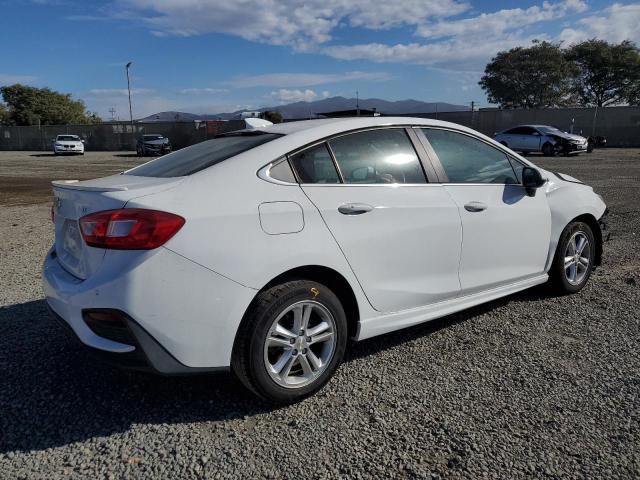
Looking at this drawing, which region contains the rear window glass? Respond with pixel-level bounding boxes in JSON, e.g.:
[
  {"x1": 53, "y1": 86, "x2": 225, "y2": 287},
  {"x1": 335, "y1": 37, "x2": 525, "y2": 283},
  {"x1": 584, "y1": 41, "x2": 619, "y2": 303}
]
[{"x1": 127, "y1": 132, "x2": 282, "y2": 177}]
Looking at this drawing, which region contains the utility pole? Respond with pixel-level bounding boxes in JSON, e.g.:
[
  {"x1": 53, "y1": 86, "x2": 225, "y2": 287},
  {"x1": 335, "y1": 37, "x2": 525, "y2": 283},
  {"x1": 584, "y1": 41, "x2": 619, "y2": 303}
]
[
  {"x1": 356, "y1": 90, "x2": 360, "y2": 117},
  {"x1": 109, "y1": 107, "x2": 116, "y2": 121},
  {"x1": 125, "y1": 62, "x2": 134, "y2": 126}
]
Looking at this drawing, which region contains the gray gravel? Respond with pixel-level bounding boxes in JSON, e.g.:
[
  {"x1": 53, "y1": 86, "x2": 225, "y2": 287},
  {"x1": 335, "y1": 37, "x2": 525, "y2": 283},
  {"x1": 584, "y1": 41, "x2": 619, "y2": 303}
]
[{"x1": 0, "y1": 149, "x2": 639, "y2": 479}]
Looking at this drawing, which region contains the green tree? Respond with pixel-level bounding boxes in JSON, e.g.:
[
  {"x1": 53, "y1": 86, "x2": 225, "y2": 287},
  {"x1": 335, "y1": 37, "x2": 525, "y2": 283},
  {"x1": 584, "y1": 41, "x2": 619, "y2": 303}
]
[
  {"x1": 565, "y1": 39, "x2": 640, "y2": 107},
  {"x1": 0, "y1": 103, "x2": 9, "y2": 125},
  {"x1": 479, "y1": 41, "x2": 575, "y2": 108},
  {"x1": 0, "y1": 84, "x2": 101, "y2": 125},
  {"x1": 262, "y1": 110, "x2": 283, "y2": 123}
]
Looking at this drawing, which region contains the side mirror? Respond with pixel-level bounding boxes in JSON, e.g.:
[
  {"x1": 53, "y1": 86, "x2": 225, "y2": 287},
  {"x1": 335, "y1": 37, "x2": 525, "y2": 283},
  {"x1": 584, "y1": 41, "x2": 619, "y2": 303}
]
[{"x1": 522, "y1": 167, "x2": 545, "y2": 197}]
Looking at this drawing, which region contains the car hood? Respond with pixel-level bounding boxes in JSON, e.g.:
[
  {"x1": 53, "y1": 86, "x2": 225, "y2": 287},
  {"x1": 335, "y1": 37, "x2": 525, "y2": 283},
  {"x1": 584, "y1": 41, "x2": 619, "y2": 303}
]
[{"x1": 551, "y1": 132, "x2": 586, "y2": 141}]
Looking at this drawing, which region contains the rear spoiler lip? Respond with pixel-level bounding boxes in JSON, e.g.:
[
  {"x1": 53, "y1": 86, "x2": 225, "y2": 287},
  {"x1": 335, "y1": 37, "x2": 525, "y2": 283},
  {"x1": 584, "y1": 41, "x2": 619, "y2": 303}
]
[{"x1": 52, "y1": 180, "x2": 128, "y2": 192}]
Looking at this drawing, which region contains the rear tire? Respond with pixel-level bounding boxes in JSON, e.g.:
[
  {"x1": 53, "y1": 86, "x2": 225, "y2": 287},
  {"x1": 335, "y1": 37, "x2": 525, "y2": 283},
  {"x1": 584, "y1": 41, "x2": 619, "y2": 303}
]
[
  {"x1": 549, "y1": 221, "x2": 595, "y2": 294},
  {"x1": 542, "y1": 142, "x2": 556, "y2": 157},
  {"x1": 232, "y1": 280, "x2": 347, "y2": 403}
]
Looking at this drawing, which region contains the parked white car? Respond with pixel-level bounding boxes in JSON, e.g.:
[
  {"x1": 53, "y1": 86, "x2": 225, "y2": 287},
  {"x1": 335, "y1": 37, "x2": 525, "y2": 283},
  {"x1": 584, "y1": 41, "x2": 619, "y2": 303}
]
[
  {"x1": 43, "y1": 117, "x2": 608, "y2": 402},
  {"x1": 53, "y1": 135, "x2": 85, "y2": 155},
  {"x1": 494, "y1": 125, "x2": 588, "y2": 156}
]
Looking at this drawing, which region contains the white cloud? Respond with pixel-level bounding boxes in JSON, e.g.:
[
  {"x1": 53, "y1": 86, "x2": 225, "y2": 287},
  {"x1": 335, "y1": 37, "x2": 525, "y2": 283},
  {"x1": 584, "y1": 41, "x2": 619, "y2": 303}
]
[
  {"x1": 324, "y1": 33, "x2": 544, "y2": 70},
  {"x1": 178, "y1": 87, "x2": 228, "y2": 95},
  {"x1": 416, "y1": 0, "x2": 587, "y2": 39},
  {"x1": 120, "y1": 0, "x2": 468, "y2": 49},
  {"x1": 271, "y1": 89, "x2": 323, "y2": 103},
  {"x1": 559, "y1": 3, "x2": 640, "y2": 45},
  {"x1": 89, "y1": 88, "x2": 153, "y2": 95},
  {"x1": 230, "y1": 71, "x2": 391, "y2": 88},
  {"x1": 0, "y1": 73, "x2": 38, "y2": 85},
  {"x1": 323, "y1": 0, "x2": 591, "y2": 70}
]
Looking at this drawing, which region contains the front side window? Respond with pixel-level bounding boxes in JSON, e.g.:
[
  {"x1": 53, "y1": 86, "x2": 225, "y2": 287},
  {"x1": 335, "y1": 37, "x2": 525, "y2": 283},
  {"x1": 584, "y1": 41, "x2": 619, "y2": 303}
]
[
  {"x1": 328, "y1": 129, "x2": 426, "y2": 184},
  {"x1": 289, "y1": 143, "x2": 340, "y2": 184},
  {"x1": 421, "y1": 128, "x2": 518, "y2": 184},
  {"x1": 127, "y1": 132, "x2": 282, "y2": 177}
]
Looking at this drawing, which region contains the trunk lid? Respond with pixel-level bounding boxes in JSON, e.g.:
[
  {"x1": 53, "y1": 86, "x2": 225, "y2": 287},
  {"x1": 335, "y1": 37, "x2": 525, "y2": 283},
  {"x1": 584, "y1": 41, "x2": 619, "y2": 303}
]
[{"x1": 52, "y1": 174, "x2": 184, "y2": 279}]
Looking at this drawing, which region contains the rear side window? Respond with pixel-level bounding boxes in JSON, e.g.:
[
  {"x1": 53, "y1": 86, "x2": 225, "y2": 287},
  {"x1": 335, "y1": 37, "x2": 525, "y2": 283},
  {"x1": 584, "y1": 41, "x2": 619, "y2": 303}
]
[
  {"x1": 128, "y1": 133, "x2": 282, "y2": 177},
  {"x1": 289, "y1": 143, "x2": 340, "y2": 184},
  {"x1": 421, "y1": 128, "x2": 518, "y2": 184},
  {"x1": 328, "y1": 129, "x2": 426, "y2": 184}
]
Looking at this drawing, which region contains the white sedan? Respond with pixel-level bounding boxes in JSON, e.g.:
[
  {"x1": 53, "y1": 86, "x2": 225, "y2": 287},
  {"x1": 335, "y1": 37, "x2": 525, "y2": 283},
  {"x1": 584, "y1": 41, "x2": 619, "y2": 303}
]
[
  {"x1": 53, "y1": 134, "x2": 85, "y2": 155},
  {"x1": 43, "y1": 117, "x2": 608, "y2": 402}
]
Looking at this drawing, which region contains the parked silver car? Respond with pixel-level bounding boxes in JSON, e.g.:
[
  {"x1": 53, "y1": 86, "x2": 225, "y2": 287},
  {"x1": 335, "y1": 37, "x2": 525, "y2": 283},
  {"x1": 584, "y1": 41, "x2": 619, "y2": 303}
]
[{"x1": 494, "y1": 125, "x2": 588, "y2": 156}]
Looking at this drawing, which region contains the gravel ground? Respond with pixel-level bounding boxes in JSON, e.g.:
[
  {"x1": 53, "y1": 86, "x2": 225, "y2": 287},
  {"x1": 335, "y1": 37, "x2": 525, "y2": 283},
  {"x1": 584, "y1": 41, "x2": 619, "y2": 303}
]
[{"x1": 0, "y1": 149, "x2": 639, "y2": 479}]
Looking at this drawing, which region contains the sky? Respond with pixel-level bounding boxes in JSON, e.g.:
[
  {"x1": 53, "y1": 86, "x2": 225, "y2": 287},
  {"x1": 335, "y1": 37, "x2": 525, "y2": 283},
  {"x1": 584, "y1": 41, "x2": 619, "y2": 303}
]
[{"x1": 1, "y1": 0, "x2": 639, "y2": 119}]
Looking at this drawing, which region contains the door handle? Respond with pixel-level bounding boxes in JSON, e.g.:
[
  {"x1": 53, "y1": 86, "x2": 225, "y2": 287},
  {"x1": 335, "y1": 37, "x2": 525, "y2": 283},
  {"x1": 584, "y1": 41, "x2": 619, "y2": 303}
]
[
  {"x1": 338, "y1": 203, "x2": 374, "y2": 215},
  {"x1": 464, "y1": 201, "x2": 488, "y2": 212}
]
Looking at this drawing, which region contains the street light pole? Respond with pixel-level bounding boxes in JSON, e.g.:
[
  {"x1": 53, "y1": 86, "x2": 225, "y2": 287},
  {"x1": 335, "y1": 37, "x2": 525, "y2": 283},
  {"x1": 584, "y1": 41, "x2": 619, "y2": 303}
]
[{"x1": 125, "y1": 62, "x2": 133, "y2": 126}]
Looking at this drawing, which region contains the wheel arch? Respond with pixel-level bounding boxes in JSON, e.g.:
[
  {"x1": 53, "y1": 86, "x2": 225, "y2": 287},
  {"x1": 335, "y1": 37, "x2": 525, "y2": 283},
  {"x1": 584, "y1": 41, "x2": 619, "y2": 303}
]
[
  {"x1": 550, "y1": 213, "x2": 603, "y2": 268},
  {"x1": 572, "y1": 213, "x2": 603, "y2": 266},
  {"x1": 240, "y1": 265, "x2": 361, "y2": 340}
]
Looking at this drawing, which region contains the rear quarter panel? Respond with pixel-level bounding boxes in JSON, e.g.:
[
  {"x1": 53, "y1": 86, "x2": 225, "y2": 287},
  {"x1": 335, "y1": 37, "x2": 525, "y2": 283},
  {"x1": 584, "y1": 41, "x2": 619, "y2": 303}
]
[{"x1": 125, "y1": 153, "x2": 374, "y2": 315}]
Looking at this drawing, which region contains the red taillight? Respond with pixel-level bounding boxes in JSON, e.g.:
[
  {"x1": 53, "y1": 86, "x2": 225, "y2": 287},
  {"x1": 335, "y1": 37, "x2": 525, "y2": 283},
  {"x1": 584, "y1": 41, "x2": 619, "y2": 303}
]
[{"x1": 79, "y1": 208, "x2": 185, "y2": 250}]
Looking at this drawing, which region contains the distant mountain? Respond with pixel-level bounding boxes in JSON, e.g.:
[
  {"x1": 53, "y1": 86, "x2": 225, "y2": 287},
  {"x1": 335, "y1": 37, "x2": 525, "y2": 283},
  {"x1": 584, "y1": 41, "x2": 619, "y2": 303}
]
[
  {"x1": 215, "y1": 96, "x2": 468, "y2": 120},
  {"x1": 138, "y1": 97, "x2": 468, "y2": 122},
  {"x1": 137, "y1": 111, "x2": 222, "y2": 122}
]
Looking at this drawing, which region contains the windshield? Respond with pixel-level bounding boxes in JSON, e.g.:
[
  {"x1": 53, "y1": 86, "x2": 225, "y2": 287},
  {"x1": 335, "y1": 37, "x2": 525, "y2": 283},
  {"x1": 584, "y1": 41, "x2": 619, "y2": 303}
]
[
  {"x1": 127, "y1": 132, "x2": 283, "y2": 177},
  {"x1": 143, "y1": 135, "x2": 164, "y2": 141},
  {"x1": 57, "y1": 135, "x2": 80, "y2": 141},
  {"x1": 537, "y1": 126, "x2": 564, "y2": 135}
]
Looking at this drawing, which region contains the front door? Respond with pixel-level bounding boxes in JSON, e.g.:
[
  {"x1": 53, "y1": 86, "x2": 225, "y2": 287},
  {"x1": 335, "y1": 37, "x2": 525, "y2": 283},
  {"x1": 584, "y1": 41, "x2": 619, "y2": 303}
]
[
  {"x1": 418, "y1": 127, "x2": 551, "y2": 295},
  {"x1": 289, "y1": 128, "x2": 462, "y2": 313}
]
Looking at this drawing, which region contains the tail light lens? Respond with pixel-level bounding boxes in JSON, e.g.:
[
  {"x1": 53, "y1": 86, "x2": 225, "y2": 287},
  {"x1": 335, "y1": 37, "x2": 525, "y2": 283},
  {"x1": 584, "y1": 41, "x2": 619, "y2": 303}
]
[{"x1": 79, "y1": 208, "x2": 185, "y2": 250}]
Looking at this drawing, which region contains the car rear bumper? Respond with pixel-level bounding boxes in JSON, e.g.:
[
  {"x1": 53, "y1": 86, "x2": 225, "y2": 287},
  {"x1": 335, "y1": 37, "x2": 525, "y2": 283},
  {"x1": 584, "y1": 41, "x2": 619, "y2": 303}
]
[{"x1": 42, "y1": 245, "x2": 256, "y2": 372}]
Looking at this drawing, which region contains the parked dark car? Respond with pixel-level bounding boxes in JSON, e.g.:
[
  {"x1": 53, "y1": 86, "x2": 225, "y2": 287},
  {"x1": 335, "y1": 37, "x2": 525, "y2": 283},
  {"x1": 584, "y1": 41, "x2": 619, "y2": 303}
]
[{"x1": 136, "y1": 134, "x2": 172, "y2": 156}]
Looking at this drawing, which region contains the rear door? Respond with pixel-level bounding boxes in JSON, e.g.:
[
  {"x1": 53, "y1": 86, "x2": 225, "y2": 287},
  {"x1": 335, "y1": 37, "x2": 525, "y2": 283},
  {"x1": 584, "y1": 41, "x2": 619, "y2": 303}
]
[
  {"x1": 417, "y1": 128, "x2": 551, "y2": 295},
  {"x1": 292, "y1": 127, "x2": 462, "y2": 313}
]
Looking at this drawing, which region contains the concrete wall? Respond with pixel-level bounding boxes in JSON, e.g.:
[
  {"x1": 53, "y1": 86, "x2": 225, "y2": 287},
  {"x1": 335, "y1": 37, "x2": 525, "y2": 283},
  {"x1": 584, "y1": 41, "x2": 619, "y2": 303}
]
[
  {"x1": 398, "y1": 106, "x2": 640, "y2": 147},
  {"x1": 0, "y1": 120, "x2": 246, "y2": 151}
]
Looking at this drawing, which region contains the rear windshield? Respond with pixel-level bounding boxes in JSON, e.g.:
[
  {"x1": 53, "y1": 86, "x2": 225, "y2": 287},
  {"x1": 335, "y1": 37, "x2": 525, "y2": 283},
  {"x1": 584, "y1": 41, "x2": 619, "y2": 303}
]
[{"x1": 127, "y1": 132, "x2": 282, "y2": 177}]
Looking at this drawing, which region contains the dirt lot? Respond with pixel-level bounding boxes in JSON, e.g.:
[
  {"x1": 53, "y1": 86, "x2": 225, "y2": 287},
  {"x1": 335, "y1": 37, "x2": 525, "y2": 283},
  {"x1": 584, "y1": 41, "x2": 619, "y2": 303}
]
[
  {"x1": 0, "y1": 151, "x2": 145, "y2": 206},
  {"x1": 0, "y1": 149, "x2": 639, "y2": 478}
]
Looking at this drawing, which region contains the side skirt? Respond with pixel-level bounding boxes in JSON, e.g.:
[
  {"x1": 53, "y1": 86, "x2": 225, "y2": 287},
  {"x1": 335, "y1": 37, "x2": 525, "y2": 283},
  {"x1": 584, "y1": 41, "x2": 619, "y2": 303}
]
[{"x1": 356, "y1": 274, "x2": 548, "y2": 340}]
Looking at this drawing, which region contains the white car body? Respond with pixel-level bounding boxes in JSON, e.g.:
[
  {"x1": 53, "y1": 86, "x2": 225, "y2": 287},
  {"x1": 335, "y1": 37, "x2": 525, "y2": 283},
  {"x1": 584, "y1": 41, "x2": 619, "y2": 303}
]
[
  {"x1": 53, "y1": 135, "x2": 85, "y2": 155},
  {"x1": 43, "y1": 117, "x2": 607, "y2": 375}
]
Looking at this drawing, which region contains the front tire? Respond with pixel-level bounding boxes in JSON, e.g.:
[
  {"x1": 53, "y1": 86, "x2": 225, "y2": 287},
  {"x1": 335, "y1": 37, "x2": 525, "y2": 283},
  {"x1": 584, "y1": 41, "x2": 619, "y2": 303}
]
[
  {"x1": 542, "y1": 142, "x2": 556, "y2": 157},
  {"x1": 232, "y1": 280, "x2": 347, "y2": 403},
  {"x1": 549, "y1": 221, "x2": 595, "y2": 294}
]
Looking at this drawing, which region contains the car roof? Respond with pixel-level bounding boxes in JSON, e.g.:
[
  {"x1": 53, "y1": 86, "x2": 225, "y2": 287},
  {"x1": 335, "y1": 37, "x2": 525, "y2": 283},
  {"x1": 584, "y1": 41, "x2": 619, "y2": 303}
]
[{"x1": 254, "y1": 116, "x2": 478, "y2": 137}]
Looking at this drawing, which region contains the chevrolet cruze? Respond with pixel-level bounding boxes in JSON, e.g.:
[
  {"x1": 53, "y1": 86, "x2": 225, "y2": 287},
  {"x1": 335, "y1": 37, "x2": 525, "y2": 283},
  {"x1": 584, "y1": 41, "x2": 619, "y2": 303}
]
[{"x1": 43, "y1": 117, "x2": 608, "y2": 402}]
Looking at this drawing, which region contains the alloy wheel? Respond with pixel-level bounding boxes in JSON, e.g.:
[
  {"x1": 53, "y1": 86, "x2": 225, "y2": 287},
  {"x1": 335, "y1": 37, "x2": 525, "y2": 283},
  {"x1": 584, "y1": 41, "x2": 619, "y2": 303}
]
[
  {"x1": 564, "y1": 231, "x2": 591, "y2": 285},
  {"x1": 263, "y1": 300, "x2": 337, "y2": 389}
]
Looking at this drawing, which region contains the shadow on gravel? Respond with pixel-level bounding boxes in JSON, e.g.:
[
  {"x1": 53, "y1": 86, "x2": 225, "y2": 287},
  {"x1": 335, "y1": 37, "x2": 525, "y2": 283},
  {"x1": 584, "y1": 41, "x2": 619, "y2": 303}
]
[
  {"x1": 0, "y1": 286, "x2": 556, "y2": 453},
  {"x1": 112, "y1": 153, "x2": 139, "y2": 158},
  {"x1": 29, "y1": 153, "x2": 57, "y2": 157}
]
